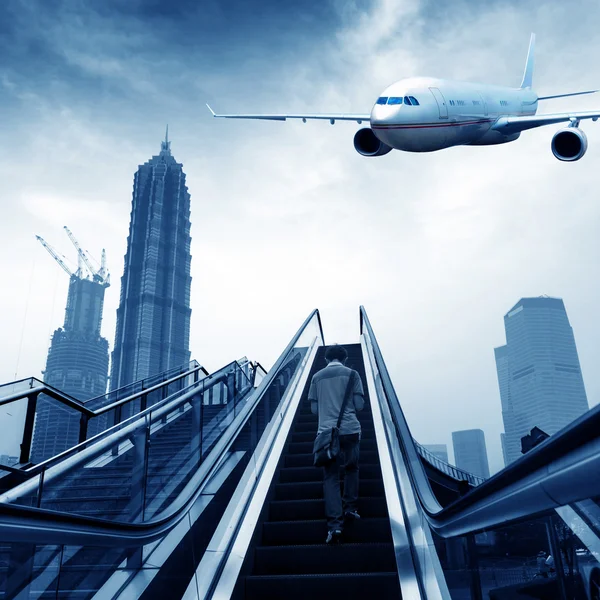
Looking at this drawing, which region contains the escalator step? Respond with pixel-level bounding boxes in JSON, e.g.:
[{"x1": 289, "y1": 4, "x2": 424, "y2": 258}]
[
  {"x1": 284, "y1": 450, "x2": 378, "y2": 468},
  {"x1": 274, "y1": 478, "x2": 384, "y2": 501},
  {"x1": 245, "y1": 572, "x2": 400, "y2": 599},
  {"x1": 269, "y1": 497, "x2": 387, "y2": 521},
  {"x1": 279, "y1": 464, "x2": 381, "y2": 483},
  {"x1": 261, "y1": 518, "x2": 393, "y2": 545},
  {"x1": 253, "y1": 543, "x2": 397, "y2": 575},
  {"x1": 293, "y1": 422, "x2": 374, "y2": 434},
  {"x1": 286, "y1": 439, "x2": 377, "y2": 454},
  {"x1": 289, "y1": 431, "x2": 376, "y2": 444}
]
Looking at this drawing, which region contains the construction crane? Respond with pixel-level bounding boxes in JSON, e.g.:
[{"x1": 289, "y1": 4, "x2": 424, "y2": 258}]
[
  {"x1": 98, "y1": 249, "x2": 111, "y2": 285},
  {"x1": 63, "y1": 226, "x2": 110, "y2": 287},
  {"x1": 35, "y1": 236, "x2": 75, "y2": 278}
]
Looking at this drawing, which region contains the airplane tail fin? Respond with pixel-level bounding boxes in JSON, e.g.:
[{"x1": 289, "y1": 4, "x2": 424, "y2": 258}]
[{"x1": 520, "y1": 33, "x2": 535, "y2": 89}]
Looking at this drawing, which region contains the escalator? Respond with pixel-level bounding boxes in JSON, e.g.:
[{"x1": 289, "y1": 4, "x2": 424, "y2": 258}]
[
  {"x1": 0, "y1": 312, "x2": 320, "y2": 599},
  {"x1": 2, "y1": 307, "x2": 600, "y2": 599},
  {"x1": 233, "y1": 344, "x2": 401, "y2": 598}
]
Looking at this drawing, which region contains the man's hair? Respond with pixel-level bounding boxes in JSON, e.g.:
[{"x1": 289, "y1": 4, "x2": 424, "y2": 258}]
[{"x1": 325, "y1": 345, "x2": 347, "y2": 363}]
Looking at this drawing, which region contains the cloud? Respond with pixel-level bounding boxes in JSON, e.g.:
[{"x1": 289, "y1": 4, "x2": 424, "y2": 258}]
[{"x1": 1, "y1": 0, "x2": 600, "y2": 475}]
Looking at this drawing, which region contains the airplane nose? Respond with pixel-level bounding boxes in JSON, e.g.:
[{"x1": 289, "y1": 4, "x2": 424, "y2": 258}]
[
  {"x1": 370, "y1": 105, "x2": 384, "y2": 125},
  {"x1": 370, "y1": 104, "x2": 396, "y2": 125}
]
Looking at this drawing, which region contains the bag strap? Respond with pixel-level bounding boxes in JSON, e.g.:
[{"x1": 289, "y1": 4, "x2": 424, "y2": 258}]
[{"x1": 336, "y1": 370, "x2": 356, "y2": 429}]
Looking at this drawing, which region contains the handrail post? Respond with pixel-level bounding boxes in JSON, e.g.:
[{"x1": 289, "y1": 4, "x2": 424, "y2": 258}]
[
  {"x1": 78, "y1": 413, "x2": 89, "y2": 445},
  {"x1": 129, "y1": 422, "x2": 149, "y2": 522},
  {"x1": 19, "y1": 392, "x2": 39, "y2": 464}
]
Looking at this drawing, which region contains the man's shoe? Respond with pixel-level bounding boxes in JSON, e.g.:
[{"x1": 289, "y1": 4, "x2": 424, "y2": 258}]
[
  {"x1": 344, "y1": 510, "x2": 361, "y2": 522},
  {"x1": 326, "y1": 529, "x2": 343, "y2": 544}
]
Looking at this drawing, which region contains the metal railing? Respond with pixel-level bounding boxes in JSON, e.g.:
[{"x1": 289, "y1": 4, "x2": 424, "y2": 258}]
[
  {"x1": 0, "y1": 309, "x2": 324, "y2": 541},
  {"x1": 0, "y1": 362, "x2": 208, "y2": 466},
  {"x1": 415, "y1": 440, "x2": 485, "y2": 486},
  {"x1": 0, "y1": 360, "x2": 254, "y2": 520}
]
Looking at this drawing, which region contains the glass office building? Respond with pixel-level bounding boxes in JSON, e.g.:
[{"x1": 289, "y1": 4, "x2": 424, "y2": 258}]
[
  {"x1": 495, "y1": 296, "x2": 589, "y2": 465},
  {"x1": 423, "y1": 444, "x2": 449, "y2": 463},
  {"x1": 452, "y1": 429, "x2": 490, "y2": 479},
  {"x1": 110, "y1": 131, "x2": 192, "y2": 391}
]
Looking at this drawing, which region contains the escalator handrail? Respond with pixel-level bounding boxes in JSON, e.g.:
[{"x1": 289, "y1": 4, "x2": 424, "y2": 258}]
[
  {"x1": 0, "y1": 365, "x2": 206, "y2": 418},
  {"x1": 360, "y1": 305, "x2": 600, "y2": 537},
  {"x1": 0, "y1": 363, "x2": 251, "y2": 504},
  {"x1": 83, "y1": 360, "x2": 208, "y2": 406},
  {"x1": 0, "y1": 309, "x2": 324, "y2": 547},
  {"x1": 13, "y1": 362, "x2": 232, "y2": 479},
  {"x1": 192, "y1": 332, "x2": 323, "y2": 599}
]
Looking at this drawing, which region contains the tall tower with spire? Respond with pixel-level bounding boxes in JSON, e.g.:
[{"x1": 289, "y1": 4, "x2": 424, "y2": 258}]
[{"x1": 110, "y1": 129, "x2": 192, "y2": 392}]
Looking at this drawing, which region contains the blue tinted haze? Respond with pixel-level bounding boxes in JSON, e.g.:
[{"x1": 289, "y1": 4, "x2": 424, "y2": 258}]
[{"x1": 1, "y1": 0, "x2": 600, "y2": 474}]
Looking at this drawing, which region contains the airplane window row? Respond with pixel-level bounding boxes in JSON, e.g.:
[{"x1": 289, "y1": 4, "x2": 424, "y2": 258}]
[
  {"x1": 448, "y1": 100, "x2": 483, "y2": 107},
  {"x1": 375, "y1": 96, "x2": 420, "y2": 106}
]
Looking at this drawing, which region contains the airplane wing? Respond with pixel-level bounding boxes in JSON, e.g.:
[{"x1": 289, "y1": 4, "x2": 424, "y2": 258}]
[
  {"x1": 492, "y1": 111, "x2": 600, "y2": 135},
  {"x1": 206, "y1": 104, "x2": 370, "y2": 124}
]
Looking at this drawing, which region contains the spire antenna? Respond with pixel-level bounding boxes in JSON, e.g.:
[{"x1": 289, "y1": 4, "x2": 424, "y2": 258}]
[{"x1": 160, "y1": 125, "x2": 171, "y2": 155}]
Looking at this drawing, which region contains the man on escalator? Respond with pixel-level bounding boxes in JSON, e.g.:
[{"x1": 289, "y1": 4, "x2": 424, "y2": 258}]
[{"x1": 309, "y1": 345, "x2": 365, "y2": 544}]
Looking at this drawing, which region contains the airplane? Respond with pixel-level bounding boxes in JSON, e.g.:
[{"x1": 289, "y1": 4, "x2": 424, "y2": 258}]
[{"x1": 206, "y1": 34, "x2": 600, "y2": 162}]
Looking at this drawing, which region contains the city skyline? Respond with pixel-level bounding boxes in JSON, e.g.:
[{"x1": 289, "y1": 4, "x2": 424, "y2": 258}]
[
  {"x1": 495, "y1": 296, "x2": 589, "y2": 465},
  {"x1": 2, "y1": 0, "x2": 600, "y2": 474}
]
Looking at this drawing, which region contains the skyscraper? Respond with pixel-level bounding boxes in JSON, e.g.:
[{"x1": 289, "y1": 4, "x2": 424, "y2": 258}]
[
  {"x1": 423, "y1": 444, "x2": 449, "y2": 463},
  {"x1": 452, "y1": 429, "x2": 490, "y2": 479},
  {"x1": 110, "y1": 129, "x2": 192, "y2": 391},
  {"x1": 494, "y1": 296, "x2": 589, "y2": 466},
  {"x1": 32, "y1": 237, "x2": 110, "y2": 462}
]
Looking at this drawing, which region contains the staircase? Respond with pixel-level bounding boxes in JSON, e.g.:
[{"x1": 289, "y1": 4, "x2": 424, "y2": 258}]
[{"x1": 234, "y1": 344, "x2": 402, "y2": 599}]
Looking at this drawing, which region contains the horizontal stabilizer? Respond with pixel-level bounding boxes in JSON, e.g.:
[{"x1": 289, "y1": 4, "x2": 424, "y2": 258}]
[{"x1": 539, "y1": 90, "x2": 598, "y2": 100}]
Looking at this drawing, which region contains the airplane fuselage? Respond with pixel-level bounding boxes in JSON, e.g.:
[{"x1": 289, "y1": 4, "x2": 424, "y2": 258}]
[{"x1": 370, "y1": 77, "x2": 539, "y2": 152}]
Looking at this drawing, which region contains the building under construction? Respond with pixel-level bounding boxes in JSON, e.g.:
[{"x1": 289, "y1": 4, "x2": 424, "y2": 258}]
[{"x1": 31, "y1": 228, "x2": 110, "y2": 462}]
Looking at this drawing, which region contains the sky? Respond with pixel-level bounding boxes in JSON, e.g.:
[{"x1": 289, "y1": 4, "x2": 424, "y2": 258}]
[{"x1": 1, "y1": 0, "x2": 600, "y2": 474}]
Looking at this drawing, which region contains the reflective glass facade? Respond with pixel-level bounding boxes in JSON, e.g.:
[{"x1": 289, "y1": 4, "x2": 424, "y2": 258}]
[
  {"x1": 495, "y1": 297, "x2": 589, "y2": 465},
  {"x1": 452, "y1": 429, "x2": 490, "y2": 479},
  {"x1": 110, "y1": 132, "x2": 192, "y2": 391},
  {"x1": 31, "y1": 277, "x2": 109, "y2": 462}
]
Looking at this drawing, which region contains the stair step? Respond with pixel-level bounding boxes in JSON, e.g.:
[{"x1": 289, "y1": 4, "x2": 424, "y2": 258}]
[
  {"x1": 253, "y1": 543, "x2": 396, "y2": 575},
  {"x1": 261, "y1": 518, "x2": 393, "y2": 545},
  {"x1": 268, "y1": 497, "x2": 388, "y2": 521},
  {"x1": 245, "y1": 572, "x2": 400, "y2": 599}
]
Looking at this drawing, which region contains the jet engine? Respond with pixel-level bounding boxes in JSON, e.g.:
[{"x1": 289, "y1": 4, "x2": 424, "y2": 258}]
[
  {"x1": 551, "y1": 127, "x2": 588, "y2": 161},
  {"x1": 353, "y1": 128, "x2": 392, "y2": 157}
]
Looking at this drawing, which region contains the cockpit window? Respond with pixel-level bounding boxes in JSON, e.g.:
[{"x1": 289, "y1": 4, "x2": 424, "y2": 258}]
[
  {"x1": 376, "y1": 97, "x2": 388, "y2": 105},
  {"x1": 404, "y1": 96, "x2": 412, "y2": 105},
  {"x1": 387, "y1": 97, "x2": 403, "y2": 105},
  {"x1": 409, "y1": 96, "x2": 420, "y2": 106}
]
